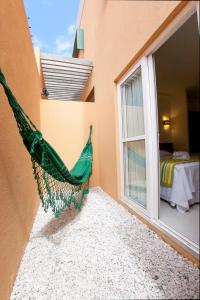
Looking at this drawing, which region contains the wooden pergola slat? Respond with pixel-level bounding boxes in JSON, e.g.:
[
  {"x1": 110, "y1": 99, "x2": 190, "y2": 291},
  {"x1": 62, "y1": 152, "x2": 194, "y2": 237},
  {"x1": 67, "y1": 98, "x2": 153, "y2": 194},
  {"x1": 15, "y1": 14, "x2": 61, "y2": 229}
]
[
  {"x1": 45, "y1": 82, "x2": 85, "y2": 88},
  {"x1": 41, "y1": 53, "x2": 93, "y2": 101},
  {"x1": 42, "y1": 65, "x2": 91, "y2": 74}
]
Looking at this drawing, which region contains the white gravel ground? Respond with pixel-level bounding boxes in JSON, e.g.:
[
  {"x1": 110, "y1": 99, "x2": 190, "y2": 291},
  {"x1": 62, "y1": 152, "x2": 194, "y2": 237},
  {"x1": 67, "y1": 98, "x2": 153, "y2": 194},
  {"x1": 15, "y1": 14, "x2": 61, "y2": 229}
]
[{"x1": 11, "y1": 187, "x2": 199, "y2": 300}]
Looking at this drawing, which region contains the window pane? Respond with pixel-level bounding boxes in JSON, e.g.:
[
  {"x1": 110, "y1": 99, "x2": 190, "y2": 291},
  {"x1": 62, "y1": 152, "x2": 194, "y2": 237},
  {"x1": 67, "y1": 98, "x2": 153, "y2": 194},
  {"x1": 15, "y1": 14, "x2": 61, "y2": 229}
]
[
  {"x1": 124, "y1": 140, "x2": 146, "y2": 208},
  {"x1": 122, "y1": 67, "x2": 145, "y2": 138}
]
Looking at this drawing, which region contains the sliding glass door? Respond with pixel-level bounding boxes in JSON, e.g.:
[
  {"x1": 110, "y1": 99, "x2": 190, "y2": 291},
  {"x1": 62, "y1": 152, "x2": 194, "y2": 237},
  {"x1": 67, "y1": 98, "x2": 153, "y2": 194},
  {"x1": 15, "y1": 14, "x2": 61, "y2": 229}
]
[
  {"x1": 119, "y1": 60, "x2": 149, "y2": 211},
  {"x1": 117, "y1": 2, "x2": 199, "y2": 256}
]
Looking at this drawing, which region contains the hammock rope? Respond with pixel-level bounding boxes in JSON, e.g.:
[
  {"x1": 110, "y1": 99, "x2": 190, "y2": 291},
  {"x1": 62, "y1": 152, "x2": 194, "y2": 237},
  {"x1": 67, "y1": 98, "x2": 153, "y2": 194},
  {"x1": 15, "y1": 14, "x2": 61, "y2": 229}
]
[{"x1": 0, "y1": 69, "x2": 93, "y2": 217}]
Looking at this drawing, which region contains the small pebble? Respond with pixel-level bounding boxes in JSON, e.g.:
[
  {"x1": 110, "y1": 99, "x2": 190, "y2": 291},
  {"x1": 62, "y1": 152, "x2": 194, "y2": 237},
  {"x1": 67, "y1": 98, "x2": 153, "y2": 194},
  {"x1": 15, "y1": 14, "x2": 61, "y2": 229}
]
[{"x1": 10, "y1": 188, "x2": 199, "y2": 300}]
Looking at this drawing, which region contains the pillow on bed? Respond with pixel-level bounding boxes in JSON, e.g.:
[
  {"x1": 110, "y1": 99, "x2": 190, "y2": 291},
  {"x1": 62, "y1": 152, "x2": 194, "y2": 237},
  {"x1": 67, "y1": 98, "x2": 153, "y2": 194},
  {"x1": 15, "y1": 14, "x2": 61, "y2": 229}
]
[
  {"x1": 160, "y1": 150, "x2": 172, "y2": 158},
  {"x1": 172, "y1": 151, "x2": 190, "y2": 160}
]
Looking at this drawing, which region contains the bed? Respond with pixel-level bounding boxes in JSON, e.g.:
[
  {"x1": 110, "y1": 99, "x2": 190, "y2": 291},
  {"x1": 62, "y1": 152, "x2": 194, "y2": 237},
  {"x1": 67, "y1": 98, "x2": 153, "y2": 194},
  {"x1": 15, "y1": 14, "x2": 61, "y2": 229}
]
[{"x1": 159, "y1": 143, "x2": 200, "y2": 212}]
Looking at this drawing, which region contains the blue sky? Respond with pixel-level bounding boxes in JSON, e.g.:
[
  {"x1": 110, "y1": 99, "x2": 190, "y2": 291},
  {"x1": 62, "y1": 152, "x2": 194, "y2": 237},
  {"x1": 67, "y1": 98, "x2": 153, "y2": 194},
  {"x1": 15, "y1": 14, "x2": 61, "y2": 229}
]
[{"x1": 24, "y1": 0, "x2": 80, "y2": 57}]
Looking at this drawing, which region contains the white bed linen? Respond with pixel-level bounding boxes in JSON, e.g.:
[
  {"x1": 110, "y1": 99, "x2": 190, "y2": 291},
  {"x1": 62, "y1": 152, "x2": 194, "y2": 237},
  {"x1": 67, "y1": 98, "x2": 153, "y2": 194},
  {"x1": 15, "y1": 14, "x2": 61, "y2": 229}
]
[{"x1": 160, "y1": 161, "x2": 200, "y2": 212}]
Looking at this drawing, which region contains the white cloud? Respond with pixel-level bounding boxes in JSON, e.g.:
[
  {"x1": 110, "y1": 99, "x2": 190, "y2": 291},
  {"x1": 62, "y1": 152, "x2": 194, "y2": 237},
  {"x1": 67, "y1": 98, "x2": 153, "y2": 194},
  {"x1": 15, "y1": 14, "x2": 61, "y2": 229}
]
[
  {"x1": 32, "y1": 35, "x2": 45, "y2": 50},
  {"x1": 68, "y1": 24, "x2": 76, "y2": 35},
  {"x1": 52, "y1": 24, "x2": 76, "y2": 57},
  {"x1": 55, "y1": 35, "x2": 72, "y2": 52},
  {"x1": 32, "y1": 24, "x2": 76, "y2": 58},
  {"x1": 32, "y1": 35, "x2": 51, "y2": 54}
]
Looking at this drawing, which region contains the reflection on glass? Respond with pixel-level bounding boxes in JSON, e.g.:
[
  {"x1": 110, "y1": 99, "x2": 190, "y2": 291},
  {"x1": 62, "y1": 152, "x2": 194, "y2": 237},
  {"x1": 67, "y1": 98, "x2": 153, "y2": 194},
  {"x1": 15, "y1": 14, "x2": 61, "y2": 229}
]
[
  {"x1": 122, "y1": 67, "x2": 145, "y2": 138},
  {"x1": 124, "y1": 140, "x2": 146, "y2": 208}
]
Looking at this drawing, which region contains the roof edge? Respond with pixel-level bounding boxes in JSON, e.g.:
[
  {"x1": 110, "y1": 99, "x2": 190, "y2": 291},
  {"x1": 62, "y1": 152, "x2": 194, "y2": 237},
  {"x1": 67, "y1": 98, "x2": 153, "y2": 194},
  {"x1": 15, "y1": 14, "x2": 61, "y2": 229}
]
[
  {"x1": 41, "y1": 53, "x2": 93, "y2": 67},
  {"x1": 71, "y1": 0, "x2": 85, "y2": 58},
  {"x1": 76, "y1": 0, "x2": 85, "y2": 28}
]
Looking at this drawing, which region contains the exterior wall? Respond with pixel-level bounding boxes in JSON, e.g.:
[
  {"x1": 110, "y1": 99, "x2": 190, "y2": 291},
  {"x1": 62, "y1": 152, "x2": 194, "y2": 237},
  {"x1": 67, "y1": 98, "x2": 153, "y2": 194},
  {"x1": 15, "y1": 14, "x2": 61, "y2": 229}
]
[
  {"x1": 79, "y1": 0, "x2": 182, "y2": 199},
  {"x1": 40, "y1": 100, "x2": 99, "y2": 186},
  {"x1": 0, "y1": 1, "x2": 40, "y2": 299}
]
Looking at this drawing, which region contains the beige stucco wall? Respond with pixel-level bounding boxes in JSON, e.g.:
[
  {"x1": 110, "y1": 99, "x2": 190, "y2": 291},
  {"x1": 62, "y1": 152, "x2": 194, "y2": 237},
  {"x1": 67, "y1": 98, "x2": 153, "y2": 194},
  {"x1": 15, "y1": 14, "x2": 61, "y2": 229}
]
[
  {"x1": 0, "y1": 1, "x2": 194, "y2": 297},
  {"x1": 40, "y1": 100, "x2": 99, "y2": 186},
  {"x1": 0, "y1": 1, "x2": 40, "y2": 299},
  {"x1": 78, "y1": 0, "x2": 182, "y2": 199}
]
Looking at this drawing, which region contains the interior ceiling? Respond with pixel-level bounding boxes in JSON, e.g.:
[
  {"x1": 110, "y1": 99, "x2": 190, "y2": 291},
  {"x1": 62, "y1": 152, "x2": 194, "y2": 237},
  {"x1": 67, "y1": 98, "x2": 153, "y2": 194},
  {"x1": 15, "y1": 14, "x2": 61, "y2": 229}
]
[
  {"x1": 41, "y1": 54, "x2": 93, "y2": 101},
  {"x1": 154, "y1": 13, "x2": 199, "y2": 95}
]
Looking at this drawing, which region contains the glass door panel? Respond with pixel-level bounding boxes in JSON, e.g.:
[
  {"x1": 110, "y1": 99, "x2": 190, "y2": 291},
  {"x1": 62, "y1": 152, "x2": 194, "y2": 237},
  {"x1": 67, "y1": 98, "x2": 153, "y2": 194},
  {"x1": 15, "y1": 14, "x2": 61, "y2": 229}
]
[
  {"x1": 120, "y1": 63, "x2": 147, "y2": 209},
  {"x1": 123, "y1": 140, "x2": 146, "y2": 207},
  {"x1": 121, "y1": 67, "x2": 145, "y2": 138}
]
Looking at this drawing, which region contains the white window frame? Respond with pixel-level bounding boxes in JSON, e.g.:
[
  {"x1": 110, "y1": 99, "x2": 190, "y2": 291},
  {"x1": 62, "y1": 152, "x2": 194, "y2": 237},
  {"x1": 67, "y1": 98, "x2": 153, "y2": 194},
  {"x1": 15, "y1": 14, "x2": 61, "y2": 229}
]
[
  {"x1": 117, "y1": 58, "x2": 151, "y2": 218},
  {"x1": 117, "y1": 1, "x2": 199, "y2": 256}
]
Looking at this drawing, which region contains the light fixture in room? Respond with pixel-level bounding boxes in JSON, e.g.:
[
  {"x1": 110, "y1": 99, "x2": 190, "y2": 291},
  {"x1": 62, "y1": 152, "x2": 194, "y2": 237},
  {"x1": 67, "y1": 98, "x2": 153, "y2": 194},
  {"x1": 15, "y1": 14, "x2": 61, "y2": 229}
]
[{"x1": 162, "y1": 116, "x2": 171, "y2": 130}]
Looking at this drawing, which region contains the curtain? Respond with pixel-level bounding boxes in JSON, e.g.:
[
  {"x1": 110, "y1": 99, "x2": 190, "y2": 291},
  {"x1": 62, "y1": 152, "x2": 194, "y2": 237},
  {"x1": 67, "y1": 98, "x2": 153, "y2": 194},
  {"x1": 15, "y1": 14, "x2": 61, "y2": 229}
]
[
  {"x1": 122, "y1": 67, "x2": 145, "y2": 138},
  {"x1": 122, "y1": 67, "x2": 146, "y2": 208}
]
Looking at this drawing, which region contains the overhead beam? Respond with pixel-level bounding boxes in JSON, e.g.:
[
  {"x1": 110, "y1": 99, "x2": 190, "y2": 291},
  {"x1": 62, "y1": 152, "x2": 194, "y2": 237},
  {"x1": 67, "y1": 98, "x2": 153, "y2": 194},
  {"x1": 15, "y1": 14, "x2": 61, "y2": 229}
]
[
  {"x1": 45, "y1": 78, "x2": 86, "y2": 85},
  {"x1": 48, "y1": 91, "x2": 81, "y2": 96},
  {"x1": 48, "y1": 93, "x2": 80, "y2": 97},
  {"x1": 48, "y1": 97, "x2": 80, "y2": 101},
  {"x1": 44, "y1": 76, "x2": 86, "y2": 83},
  {"x1": 47, "y1": 91, "x2": 81, "y2": 96},
  {"x1": 42, "y1": 65, "x2": 91, "y2": 74},
  {"x1": 41, "y1": 54, "x2": 93, "y2": 67},
  {"x1": 45, "y1": 83, "x2": 85, "y2": 88},
  {"x1": 41, "y1": 53, "x2": 93, "y2": 101},
  {"x1": 47, "y1": 89, "x2": 81, "y2": 93},
  {"x1": 43, "y1": 69, "x2": 90, "y2": 78},
  {"x1": 41, "y1": 61, "x2": 92, "y2": 72},
  {"x1": 45, "y1": 80, "x2": 85, "y2": 85},
  {"x1": 43, "y1": 71, "x2": 88, "y2": 80},
  {"x1": 46, "y1": 87, "x2": 81, "y2": 92},
  {"x1": 43, "y1": 69, "x2": 90, "y2": 77},
  {"x1": 45, "y1": 82, "x2": 85, "y2": 88}
]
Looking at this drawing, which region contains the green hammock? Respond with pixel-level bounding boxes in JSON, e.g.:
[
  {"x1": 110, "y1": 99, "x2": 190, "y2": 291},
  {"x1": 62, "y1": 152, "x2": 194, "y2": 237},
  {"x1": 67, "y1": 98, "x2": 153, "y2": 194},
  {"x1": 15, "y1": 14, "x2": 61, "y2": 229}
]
[{"x1": 0, "y1": 69, "x2": 93, "y2": 217}]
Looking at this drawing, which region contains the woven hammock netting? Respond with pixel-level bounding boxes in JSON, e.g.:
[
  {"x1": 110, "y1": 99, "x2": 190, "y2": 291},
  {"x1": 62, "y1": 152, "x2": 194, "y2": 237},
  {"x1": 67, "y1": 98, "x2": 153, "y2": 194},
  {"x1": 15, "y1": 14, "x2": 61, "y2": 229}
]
[{"x1": 0, "y1": 70, "x2": 93, "y2": 217}]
